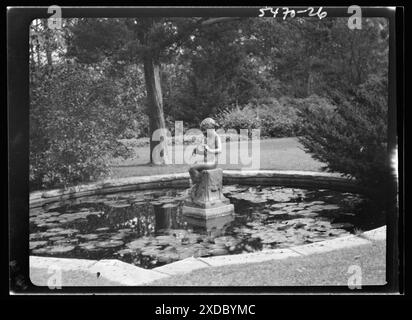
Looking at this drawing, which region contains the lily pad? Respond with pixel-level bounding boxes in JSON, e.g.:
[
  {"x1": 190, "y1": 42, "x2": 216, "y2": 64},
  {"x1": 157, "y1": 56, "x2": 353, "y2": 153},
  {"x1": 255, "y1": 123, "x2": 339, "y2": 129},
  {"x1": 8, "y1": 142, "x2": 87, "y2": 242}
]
[
  {"x1": 126, "y1": 238, "x2": 150, "y2": 250},
  {"x1": 30, "y1": 241, "x2": 48, "y2": 250},
  {"x1": 77, "y1": 234, "x2": 100, "y2": 241},
  {"x1": 193, "y1": 247, "x2": 210, "y2": 257},
  {"x1": 48, "y1": 245, "x2": 76, "y2": 254},
  {"x1": 141, "y1": 247, "x2": 161, "y2": 257},
  {"x1": 55, "y1": 229, "x2": 79, "y2": 236},
  {"x1": 49, "y1": 236, "x2": 66, "y2": 242},
  {"x1": 47, "y1": 211, "x2": 62, "y2": 216},
  {"x1": 95, "y1": 240, "x2": 124, "y2": 248},
  {"x1": 209, "y1": 248, "x2": 228, "y2": 256},
  {"x1": 155, "y1": 235, "x2": 178, "y2": 246},
  {"x1": 294, "y1": 222, "x2": 307, "y2": 229},
  {"x1": 157, "y1": 252, "x2": 180, "y2": 263},
  {"x1": 54, "y1": 238, "x2": 78, "y2": 245},
  {"x1": 78, "y1": 241, "x2": 101, "y2": 251},
  {"x1": 32, "y1": 247, "x2": 53, "y2": 255},
  {"x1": 116, "y1": 248, "x2": 135, "y2": 256},
  {"x1": 37, "y1": 223, "x2": 60, "y2": 228},
  {"x1": 108, "y1": 203, "x2": 131, "y2": 209},
  {"x1": 162, "y1": 203, "x2": 178, "y2": 209},
  {"x1": 47, "y1": 228, "x2": 65, "y2": 233},
  {"x1": 331, "y1": 222, "x2": 354, "y2": 229},
  {"x1": 277, "y1": 224, "x2": 293, "y2": 231},
  {"x1": 30, "y1": 232, "x2": 50, "y2": 240},
  {"x1": 86, "y1": 211, "x2": 104, "y2": 217},
  {"x1": 111, "y1": 233, "x2": 130, "y2": 241},
  {"x1": 213, "y1": 236, "x2": 238, "y2": 247},
  {"x1": 45, "y1": 216, "x2": 63, "y2": 223}
]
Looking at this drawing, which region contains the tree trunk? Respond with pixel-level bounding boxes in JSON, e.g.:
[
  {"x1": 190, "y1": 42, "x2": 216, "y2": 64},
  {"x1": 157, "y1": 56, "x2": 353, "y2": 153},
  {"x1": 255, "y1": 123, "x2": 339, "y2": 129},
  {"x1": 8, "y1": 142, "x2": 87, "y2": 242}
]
[
  {"x1": 34, "y1": 20, "x2": 42, "y2": 67},
  {"x1": 42, "y1": 20, "x2": 53, "y2": 67},
  {"x1": 137, "y1": 17, "x2": 239, "y2": 164},
  {"x1": 29, "y1": 38, "x2": 35, "y2": 67},
  {"x1": 307, "y1": 70, "x2": 315, "y2": 96},
  {"x1": 45, "y1": 44, "x2": 53, "y2": 67},
  {"x1": 143, "y1": 54, "x2": 167, "y2": 164},
  {"x1": 29, "y1": 36, "x2": 36, "y2": 83}
]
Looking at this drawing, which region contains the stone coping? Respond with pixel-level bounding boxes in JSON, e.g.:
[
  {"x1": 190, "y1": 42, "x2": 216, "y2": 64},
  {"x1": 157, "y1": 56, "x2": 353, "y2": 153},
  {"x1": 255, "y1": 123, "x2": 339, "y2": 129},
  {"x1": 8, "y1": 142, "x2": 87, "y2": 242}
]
[
  {"x1": 29, "y1": 226, "x2": 386, "y2": 287},
  {"x1": 29, "y1": 256, "x2": 169, "y2": 287},
  {"x1": 30, "y1": 170, "x2": 364, "y2": 208}
]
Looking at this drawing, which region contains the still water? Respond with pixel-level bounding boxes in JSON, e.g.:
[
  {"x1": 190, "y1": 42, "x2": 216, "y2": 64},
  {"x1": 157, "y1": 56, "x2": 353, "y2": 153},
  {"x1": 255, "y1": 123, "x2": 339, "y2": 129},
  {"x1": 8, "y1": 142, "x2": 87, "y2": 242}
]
[{"x1": 30, "y1": 185, "x2": 384, "y2": 269}]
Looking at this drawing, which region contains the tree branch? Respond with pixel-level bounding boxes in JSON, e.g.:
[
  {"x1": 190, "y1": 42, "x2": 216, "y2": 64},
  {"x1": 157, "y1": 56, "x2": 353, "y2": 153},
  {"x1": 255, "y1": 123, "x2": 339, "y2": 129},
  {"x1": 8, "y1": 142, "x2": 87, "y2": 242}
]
[
  {"x1": 154, "y1": 17, "x2": 243, "y2": 52},
  {"x1": 200, "y1": 17, "x2": 242, "y2": 26}
]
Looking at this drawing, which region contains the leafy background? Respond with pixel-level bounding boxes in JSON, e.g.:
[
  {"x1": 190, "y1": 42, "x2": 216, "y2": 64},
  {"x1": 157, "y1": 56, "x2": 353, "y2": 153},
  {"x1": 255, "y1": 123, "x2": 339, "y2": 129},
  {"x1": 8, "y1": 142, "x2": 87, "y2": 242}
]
[{"x1": 30, "y1": 17, "x2": 389, "y2": 193}]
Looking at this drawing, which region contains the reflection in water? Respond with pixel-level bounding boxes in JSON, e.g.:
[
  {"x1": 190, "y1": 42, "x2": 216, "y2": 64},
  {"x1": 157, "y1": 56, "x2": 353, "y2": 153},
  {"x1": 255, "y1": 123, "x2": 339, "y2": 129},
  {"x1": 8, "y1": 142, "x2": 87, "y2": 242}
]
[
  {"x1": 183, "y1": 214, "x2": 234, "y2": 236},
  {"x1": 29, "y1": 185, "x2": 385, "y2": 269},
  {"x1": 154, "y1": 203, "x2": 179, "y2": 231}
]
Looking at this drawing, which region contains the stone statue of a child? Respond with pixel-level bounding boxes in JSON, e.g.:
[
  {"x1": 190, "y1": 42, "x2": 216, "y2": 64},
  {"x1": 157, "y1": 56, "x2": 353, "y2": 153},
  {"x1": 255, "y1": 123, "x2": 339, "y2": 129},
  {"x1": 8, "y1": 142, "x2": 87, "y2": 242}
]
[
  {"x1": 189, "y1": 118, "x2": 222, "y2": 184},
  {"x1": 184, "y1": 118, "x2": 233, "y2": 212}
]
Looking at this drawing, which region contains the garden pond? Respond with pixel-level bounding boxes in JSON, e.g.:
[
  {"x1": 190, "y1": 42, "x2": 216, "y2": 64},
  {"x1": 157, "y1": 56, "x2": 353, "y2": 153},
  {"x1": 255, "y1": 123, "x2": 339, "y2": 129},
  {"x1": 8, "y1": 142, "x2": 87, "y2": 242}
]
[{"x1": 30, "y1": 185, "x2": 385, "y2": 269}]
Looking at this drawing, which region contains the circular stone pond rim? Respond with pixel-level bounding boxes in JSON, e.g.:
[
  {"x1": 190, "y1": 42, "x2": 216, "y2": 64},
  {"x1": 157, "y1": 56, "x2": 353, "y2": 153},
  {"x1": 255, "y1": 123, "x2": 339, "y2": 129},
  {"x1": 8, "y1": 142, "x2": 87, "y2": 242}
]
[
  {"x1": 30, "y1": 170, "x2": 368, "y2": 208},
  {"x1": 29, "y1": 226, "x2": 386, "y2": 286}
]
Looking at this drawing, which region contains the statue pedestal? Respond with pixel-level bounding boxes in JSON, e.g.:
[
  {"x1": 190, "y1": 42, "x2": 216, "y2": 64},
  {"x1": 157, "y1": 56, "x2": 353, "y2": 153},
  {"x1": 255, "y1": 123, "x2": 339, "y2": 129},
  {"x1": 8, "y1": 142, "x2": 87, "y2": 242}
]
[{"x1": 182, "y1": 168, "x2": 234, "y2": 220}]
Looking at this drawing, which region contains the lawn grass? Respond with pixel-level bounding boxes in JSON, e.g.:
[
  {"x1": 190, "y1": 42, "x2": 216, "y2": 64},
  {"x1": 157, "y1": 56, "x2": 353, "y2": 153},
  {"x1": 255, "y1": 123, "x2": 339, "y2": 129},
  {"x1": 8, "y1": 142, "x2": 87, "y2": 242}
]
[
  {"x1": 149, "y1": 240, "x2": 386, "y2": 286},
  {"x1": 109, "y1": 137, "x2": 326, "y2": 179}
]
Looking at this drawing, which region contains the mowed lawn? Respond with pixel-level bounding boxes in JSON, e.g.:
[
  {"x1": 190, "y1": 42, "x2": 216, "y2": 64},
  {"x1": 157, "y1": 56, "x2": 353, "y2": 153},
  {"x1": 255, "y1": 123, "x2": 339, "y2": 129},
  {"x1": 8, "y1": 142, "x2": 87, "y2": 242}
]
[
  {"x1": 149, "y1": 240, "x2": 386, "y2": 286},
  {"x1": 109, "y1": 137, "x2": 326, "y2": 179}
]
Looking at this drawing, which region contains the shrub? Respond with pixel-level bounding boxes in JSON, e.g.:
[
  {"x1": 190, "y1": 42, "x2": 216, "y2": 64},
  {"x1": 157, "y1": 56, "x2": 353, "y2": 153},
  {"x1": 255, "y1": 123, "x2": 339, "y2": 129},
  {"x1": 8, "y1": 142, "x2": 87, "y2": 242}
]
[
  {"x1": 298, "y1": 74, "x2": 390, "y2": 190},
  {"x1": 256, "y1": 98, "x2": 301, "y2": 137},
  {"x1": 215, "y1": 104, "x2": 261, "y2": 135},
  {"x1": 215, "y1": 98, "x2": 301, "y2": 138},
  {"x1": 120, "y1": 113, "x2": 149, "y2": 139},
  {"x1": 284, "y1": 94, "x2": 337, "y2": 113},
  {"x1": 30, "y1": 63, "x2": 133, "y2": 190}
]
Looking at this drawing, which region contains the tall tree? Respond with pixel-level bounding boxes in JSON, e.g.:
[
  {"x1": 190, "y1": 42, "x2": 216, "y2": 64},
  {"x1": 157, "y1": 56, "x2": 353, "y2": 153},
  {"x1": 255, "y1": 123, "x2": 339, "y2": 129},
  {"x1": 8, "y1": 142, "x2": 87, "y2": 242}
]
[{"x1": 67, "y1": 17, "x2": 240, "y2": 164}]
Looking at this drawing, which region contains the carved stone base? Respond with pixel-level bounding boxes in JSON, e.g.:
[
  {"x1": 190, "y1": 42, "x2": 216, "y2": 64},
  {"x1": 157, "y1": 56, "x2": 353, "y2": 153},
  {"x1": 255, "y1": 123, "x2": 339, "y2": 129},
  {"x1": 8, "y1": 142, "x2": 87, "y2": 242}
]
[
  {"x1": 183, "y1": 168, "x2": 234, "y2": 220},
  {"x1": 183, "y1": 214, "x2": 234, "y2": 230},
  {"x1": 188, "y1": 168, "x2": 226, "y2": 206},
  {"x1": 182, "y1": 203, "x2": 234, "y2": 219}
]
